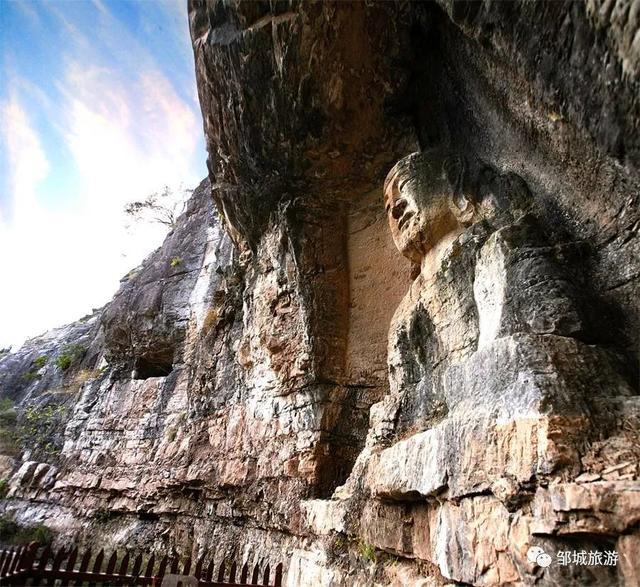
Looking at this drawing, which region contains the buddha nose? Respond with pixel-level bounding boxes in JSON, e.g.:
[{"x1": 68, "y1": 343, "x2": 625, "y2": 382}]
[{"x1": 391, "y1": 198, "x2": 407, "y2": 220}]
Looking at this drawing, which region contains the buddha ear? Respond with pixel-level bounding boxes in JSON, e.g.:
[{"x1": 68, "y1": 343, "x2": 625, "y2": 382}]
[
  {"x1": 444, "y1": 154, "x2": 475, "y2": 225},
  {"x1": 442, "y1": 154, "x2": 465, "y2": 193}
]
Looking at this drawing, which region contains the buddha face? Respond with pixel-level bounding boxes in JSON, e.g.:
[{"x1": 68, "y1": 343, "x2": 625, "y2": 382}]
[{"x1": 383, "y1": 151, "x2": 463, "y2": 264}]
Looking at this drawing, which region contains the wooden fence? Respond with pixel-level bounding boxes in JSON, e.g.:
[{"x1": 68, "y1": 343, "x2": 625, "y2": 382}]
[{"x1": 0, "y1": 542, "x2": 284, "y2": 586}]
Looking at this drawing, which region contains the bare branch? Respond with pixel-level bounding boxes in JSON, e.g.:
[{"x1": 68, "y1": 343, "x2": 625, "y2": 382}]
[{"x1": 123, "y1": 185, "x2": 189, "y2": 230}]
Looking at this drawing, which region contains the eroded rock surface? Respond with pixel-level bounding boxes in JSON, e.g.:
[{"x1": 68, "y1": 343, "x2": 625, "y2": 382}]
[{"x1": 0, "y1": 1, "x2": 638, "y2": 586}]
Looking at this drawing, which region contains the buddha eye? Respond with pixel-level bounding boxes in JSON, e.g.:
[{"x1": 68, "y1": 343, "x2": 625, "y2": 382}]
[{"x1": 398, "y1": 178, "x2": 408, "y2": 191}]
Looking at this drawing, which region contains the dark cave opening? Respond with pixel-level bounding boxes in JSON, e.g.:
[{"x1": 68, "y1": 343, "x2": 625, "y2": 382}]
[{"x1": 133, "y1": 355, "x2": 174, "y2": 379}]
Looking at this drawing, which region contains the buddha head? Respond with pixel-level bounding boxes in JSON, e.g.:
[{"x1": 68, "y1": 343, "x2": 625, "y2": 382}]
[{"x1": 383, "y1": 149, "x2": 475, "y2": 264}]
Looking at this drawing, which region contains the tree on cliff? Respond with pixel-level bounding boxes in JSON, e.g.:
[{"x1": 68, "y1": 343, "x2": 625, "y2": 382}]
[{"x1": 124, "y1": 185, "x2": 192, "y2": 230}]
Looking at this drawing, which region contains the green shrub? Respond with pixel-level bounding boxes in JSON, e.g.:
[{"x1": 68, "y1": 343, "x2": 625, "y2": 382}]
[
  {"x1": 19, "y1": 404, "x2": 66, "y2": 458},
  {"x1": 0, "y1": 400, "x2": 18, "y2": 456},
  {"x1": 55, "y1": 344, "x2": 86, "y2": 371},
  {"x1": 30, "y1": 524, "x2": 54, "y2": 545},
  {"x1": 43, "y1": 442, "x2": 60, "y2": 456},
  {"x1": 358, "y1": 541, "x2": 377, "y2": 564},
  {"x1": 24, "y1": 405, "x2": 66, "y2": 425},
  {"x1": 0, "y1": 516, "x2": 18, "y2": 541},
  {"x1": 56, "y1": 355, "x2": 72, "y2": 371},
  {"x1": 170, "y1": 256, "x2": 182, "y2": 267},
  {"x1": 0, "y1": 516, "x2": 55, "y2": 546},
  {"x1": 32, "y1": 356, "x2": 48, "y2": 369},
  {"x1": 23, "y1": 370, "x2": 42, "y2": 382},
  {"x1": 0, "y1": 399, "x2": 16, "y2": 427},
  {"x1": 0, "y1": 479, "x2": 9, "y2": 498}
]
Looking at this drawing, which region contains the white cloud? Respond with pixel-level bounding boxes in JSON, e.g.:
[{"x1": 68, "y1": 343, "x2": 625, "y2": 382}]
[
  {"x1": 0, "y1": 92, "x2": 50, "y2": 220},
  {"x1": 58, "y1": 59, "x2": 201, "y2": 219},
  {"x1": 0, "y1": 77, "x2": 198, "y2": 349},
  {"x1": 0, "y1": 68, "x2": 203, "y2": 351},
  {"x1": 0, "y1": 93, "x2": 54, "y2": 348},
  {"x1": 0, "y1": 2, "x2": 206, "y2": 350},
  {"x1": 58, "y1": 59, "x2": 202, "y2": 279}
]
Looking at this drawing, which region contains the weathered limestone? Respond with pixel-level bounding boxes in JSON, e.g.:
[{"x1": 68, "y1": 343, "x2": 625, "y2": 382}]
[
  {"x1": 0, "y1": 2, "x2": 638, "y2": 586},
  {"x1": 295, "y1": 142, "x2": 638, "y2": 584}
]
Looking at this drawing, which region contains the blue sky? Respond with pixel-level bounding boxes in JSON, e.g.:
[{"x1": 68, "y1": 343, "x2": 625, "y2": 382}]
[{"x1": 0, "y1": 0, "x2": 206, "y2": 348}]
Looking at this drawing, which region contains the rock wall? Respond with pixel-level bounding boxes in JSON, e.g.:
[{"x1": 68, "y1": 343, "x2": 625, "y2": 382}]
[{"x1": 0, "y1": 1, "x2": 638, "y2": 585}]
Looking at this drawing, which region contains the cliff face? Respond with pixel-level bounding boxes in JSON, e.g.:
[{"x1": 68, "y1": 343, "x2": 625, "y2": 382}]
[{"x1": 0, "y1": 1, "x2": 639, "y2": 585}]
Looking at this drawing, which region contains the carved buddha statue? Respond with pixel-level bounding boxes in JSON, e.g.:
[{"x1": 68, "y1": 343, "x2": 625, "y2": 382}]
[
  {"x1": 381, "y1": 148, "x2": 589, "y2": 437},
  {"x1": 383, "y1": 150, "x2": 473, "y2": 273},
  {"x1": 332, "y1": 149, "x2": 634, "y2": 585}
]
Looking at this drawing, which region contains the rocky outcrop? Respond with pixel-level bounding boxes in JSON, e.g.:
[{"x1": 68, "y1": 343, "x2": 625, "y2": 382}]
[
  {"x1": 101, "y1": 178, "x2": 227, "y2": 378},
  {"x1": 0, "y1": 311, "x2": 103, "y2": 405},
  {"x1": 186, "y1": 1, "x2": 639, "y2": 584},
  {"x1": 0, "y1": 178, "x2": 239, "y2": 546},
  {"x1": 0, "y1": 1, "x2": 638, "y2": 586}
]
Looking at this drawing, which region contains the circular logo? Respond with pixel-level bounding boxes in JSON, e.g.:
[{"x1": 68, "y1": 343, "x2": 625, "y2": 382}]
[
  {"x1": 537, "y1": 553, "x2": 552, "y2": 568},
  {"x1": 527, "y1": 546, "x2": 544, "y2": 564}
]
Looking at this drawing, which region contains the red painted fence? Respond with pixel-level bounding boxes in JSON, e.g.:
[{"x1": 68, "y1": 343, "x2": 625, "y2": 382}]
[{"x1": 0, "y1": 542, "x2": 283, "y2": 586}]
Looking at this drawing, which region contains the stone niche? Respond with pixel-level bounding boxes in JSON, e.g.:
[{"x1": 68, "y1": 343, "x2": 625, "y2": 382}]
[
  {"x1": 305, "y1": 185, "x2": 411, "y2": 496},
  {"x1": 345, "y1": 188, "x2": 409, "y2": 389}
]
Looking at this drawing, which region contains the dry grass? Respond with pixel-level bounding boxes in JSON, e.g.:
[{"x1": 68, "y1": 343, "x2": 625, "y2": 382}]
[
  {"x1": 203, "y1": 307, "x2": 220, "y2": 332},
  {"x1": 73, "y1": 369, "x2": 102, "y2": 387}
]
